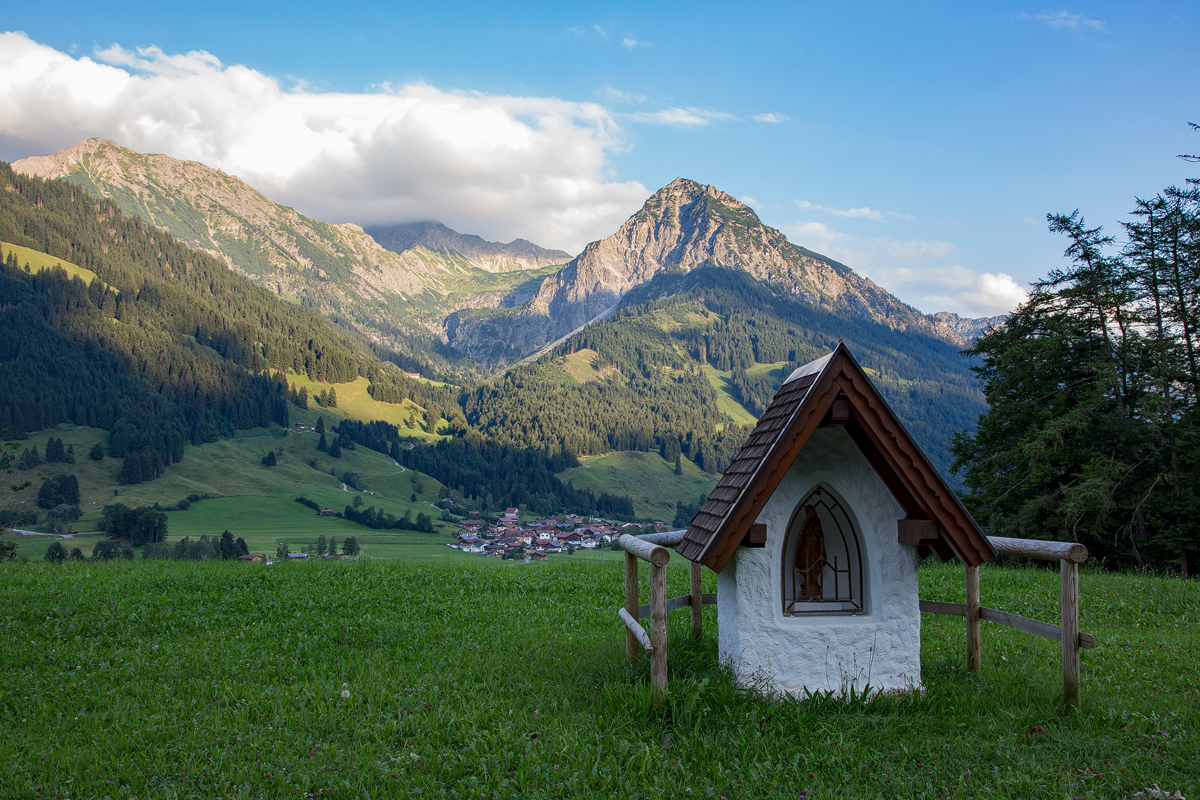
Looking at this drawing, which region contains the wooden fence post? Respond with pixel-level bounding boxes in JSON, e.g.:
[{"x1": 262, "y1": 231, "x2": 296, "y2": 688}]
[
  {"x1": 650, "y1": 562, "x2": 667, "y2": 701},
  {"x1": 689, "y1": 560, "x2": 703, "y2": 640},
  {"x1": 624, "y1": 551, "x2": 639, "y2": 664},
  {"x1": 965, "y1": 565, "x2": 981, "y2": 671},
  {"x1": 1061, "y1": 558, "x2": 1080, "y2": 707}
]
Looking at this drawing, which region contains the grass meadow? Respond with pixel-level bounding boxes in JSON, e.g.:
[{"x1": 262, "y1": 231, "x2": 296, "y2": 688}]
[
  {"x1": 557, "y1": 451, "x2": 718, "y2": 522},
  {"x1": 0, "y1": 559, "x2": 1194, "y2": 799}
]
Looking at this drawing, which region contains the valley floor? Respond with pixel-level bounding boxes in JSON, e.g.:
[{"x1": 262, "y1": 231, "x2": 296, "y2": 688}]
[{"x1": 0, "y1": 560, "x2": 1194, "y2": 798}]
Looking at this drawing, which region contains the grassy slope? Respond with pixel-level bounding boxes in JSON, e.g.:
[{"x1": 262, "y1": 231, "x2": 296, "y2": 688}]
[
  {"x1": 7, "y1": 404, "x2": 459, "y2": 560},
  {"x1": 0, "y1": 241, "x2": 100, "y2": 286},
  {"x1": 280, "y1": 373, "x2": 447, "y2": 439},
  {"x1": 557, "y1": 451, "x2": 717, "y2": 522},
  {"x1": 701, "y1": 365, "x2": 762, "y2": 426},
  {"x1": 1, "y1": 559, "x2": 1194, "y2": 799}
]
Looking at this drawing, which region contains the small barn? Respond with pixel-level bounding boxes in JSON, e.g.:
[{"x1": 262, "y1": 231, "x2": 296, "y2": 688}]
[{"x1": 677, "y1": 343, "x2": 996, "y2": 696}]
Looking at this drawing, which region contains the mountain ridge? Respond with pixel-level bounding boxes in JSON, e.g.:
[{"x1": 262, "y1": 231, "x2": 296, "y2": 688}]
[
  {"x1": 366, "y1": 221, "x2": 571, "y2": 272},
  {"x1": 445, "y1": 178, "x2": 988, "y2": 362}
]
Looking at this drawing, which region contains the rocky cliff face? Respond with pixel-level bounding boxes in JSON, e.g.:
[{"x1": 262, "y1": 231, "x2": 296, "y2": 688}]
[
  {"x1": 366, "y1": 221, "x2": 570, "y2": 272},
  {"x1": 447, "y1": 179, "x2": 980, "y2": 359},
  {"x1": 928, "y1": 311, "x2": 1004, "y2": 341}
]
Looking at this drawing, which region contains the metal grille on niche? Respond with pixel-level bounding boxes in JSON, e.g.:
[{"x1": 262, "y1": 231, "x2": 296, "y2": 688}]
[{"x1": 781, "y1": 486, "x2": 864, "y2": 614}]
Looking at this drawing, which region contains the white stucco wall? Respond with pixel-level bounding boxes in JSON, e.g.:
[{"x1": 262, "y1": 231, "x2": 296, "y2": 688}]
[{"x1": 717, "y1": 427, "x2": 922, "y2": 697}]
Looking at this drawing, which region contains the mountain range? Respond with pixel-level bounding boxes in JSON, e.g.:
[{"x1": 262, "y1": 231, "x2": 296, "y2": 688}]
[
  {"x1": 13, "y1": 140, "x2": 998, "y2": 374},
  {"x1": 9, "y1": 138, "x2": 998, "y2": 482}
]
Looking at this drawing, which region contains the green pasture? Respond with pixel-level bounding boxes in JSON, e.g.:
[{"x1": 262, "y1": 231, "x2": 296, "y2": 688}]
[
  {"x1": 702, "y1": 365, "x2": 761, "y2": 426},
  {"x1": 557, "y1": 450, "x2": 717, "y2": 521},
  {"x1": 0, "y1": 241, "x2": 105, "y2": 289},
  {"x1": 279, "y1": 373, "x2": 448, "y2": 438},
  {"x1": 0, "y1": 559, "x2": 1194, "y2": 799},
  {"x1": 5, "y1": 412, "x2": 455, "y2": 546}
]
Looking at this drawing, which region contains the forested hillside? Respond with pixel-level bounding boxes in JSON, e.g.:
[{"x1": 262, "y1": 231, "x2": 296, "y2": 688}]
[
  {"x1": 468, "y1": 268, "x2": 985, "y2": 479},
  {"x1": 0, "y1": 162, "x2": 433, "y2": 484}
]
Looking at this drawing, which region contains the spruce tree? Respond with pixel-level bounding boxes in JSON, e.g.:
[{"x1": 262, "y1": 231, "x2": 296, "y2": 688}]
[{"x1": 89, "y1": 442, "x2": 103, "y2": 460}]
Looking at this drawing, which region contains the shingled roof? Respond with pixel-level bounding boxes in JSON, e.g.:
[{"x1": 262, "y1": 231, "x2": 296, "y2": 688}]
[{"x1": 677, "y1": 343, "x2": 995, "y2": 572}]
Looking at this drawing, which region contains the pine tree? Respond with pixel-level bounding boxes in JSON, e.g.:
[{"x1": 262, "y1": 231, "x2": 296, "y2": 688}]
[
  {"x1": 327, "y1": 387, "x2": 338, "y2": 408},
  {"x1": 317, "y1": 433, "x2": 327, "y2": 452},
  {"x1": 316, "y1": 534, "x2": 327, "y2": 556},
  {"x1": 235, "y1": 537, "x2": 249, "y2": 557},
  {"x1": 316, "y1": 416, "x2": 325, "y2": 435},
  {"x1": 674, "y1": 453, "x2": 682, "y2": 475},
  {"x1": 89, "y1": 442, "x2": 103, "y2": 460},
  {"x1": 328, "y1": 440, "x2": 341, "y2": 458},
  {"x1": 220, "y1": 530, "x2": 235, "y2": 559}
]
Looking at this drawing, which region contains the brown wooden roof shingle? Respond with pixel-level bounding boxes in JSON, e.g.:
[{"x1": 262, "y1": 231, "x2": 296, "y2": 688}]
[{"x1": 677, "y1": 343, "x2": 995, "y2": 572}]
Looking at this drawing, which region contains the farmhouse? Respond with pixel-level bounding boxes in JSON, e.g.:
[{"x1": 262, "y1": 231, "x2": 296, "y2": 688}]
[{"x1": 677, "y1": 343, "x2": 995, "y2": 697}]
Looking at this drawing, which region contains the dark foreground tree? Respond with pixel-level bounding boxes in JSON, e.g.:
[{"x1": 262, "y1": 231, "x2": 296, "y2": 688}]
[{"x1": 953, "y1": 129, "x2": 1200, "y2": 574}]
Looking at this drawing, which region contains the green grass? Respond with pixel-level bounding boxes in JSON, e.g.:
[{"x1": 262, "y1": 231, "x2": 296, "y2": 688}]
[
  {"x1": 702, "y1": 365, "x2": 760, "y2": 426},
  {"x1": 0, "y1": 559, "x2": 1194, "y2": 798},
  {"x1": 0, "y1": 241, "x2": 105, "y2": 288},
  {"x1": 557, "y1": 451, "x2": 717, "y2": 521},
  {"x1": 5, "y1": 410, "x2": 456, "y2": 554},
  {"x1": 280, "y1": 373, "x2": 447, "y2": 439}
]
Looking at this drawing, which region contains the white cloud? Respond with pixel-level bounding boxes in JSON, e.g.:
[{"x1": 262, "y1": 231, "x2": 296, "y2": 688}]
[
  {"x1": 0, "y1": 31, "x2": 649, "y2": 252},
  {"x1": 739, "y1": 195, "x2": 758, "y2": 207},
  {"x1": 752, "y1": 112, "x2": 789, "y2": 123},
  {"x1": 621, "y1": 38, "x2": 638, "y2": 49},
  {"x1": 796, "y1": 199, "x2": 885, "y2": 221},
  {"x1": 624, "y1": 107, "x2": 738, "y2": 127},
  {"x1": 1016, "y1": 11, "x2": 1106, "y2": 34},
  {"x1": 599, "y1": 85, "x2": 647, "y2": 104},
  {"x1": 782, "y1": 220, "x2": 1026, "y2": 317},
  {"x1": 885, "y1": 238, "x2": 957, "y2": 262}
]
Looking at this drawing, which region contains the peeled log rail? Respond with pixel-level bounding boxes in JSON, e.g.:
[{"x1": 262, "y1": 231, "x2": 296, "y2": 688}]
[
  {"x1": 618, "y1": 608, "x2": 653, "y2": 652},
  {"x1": 920, "y1": 600, "x2": 1096, "y2": 648},
  {"x1": 638, "y1": 593, "x2": 717, "y2": 618},
  {"x1": 635, "y1": 530, "x2": 687, "y2": 547},
  {"x1": 619, "y1": 535, "x2": 671, "y2": 567},
  {"x1": 988, "y1": 536, "x2": 1088, "y2": 563}
]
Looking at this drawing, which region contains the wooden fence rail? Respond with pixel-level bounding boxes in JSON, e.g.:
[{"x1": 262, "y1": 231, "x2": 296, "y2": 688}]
[
  {"x1": 921, "y1": 535, "x2": 1094, "y2": 707},
  {"x1": 618, "y1": 533, "x2": 715, "y2": 701}
]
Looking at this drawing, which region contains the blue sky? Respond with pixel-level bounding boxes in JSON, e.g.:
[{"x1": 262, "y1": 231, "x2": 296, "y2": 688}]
[{"x1": 1, "y1": 1, "x2": 1198, "y2": 316}]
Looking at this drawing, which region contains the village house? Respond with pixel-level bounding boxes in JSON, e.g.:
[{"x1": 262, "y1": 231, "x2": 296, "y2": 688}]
[{"x1": 503, "y1": 507, "x2": 519, "y2": 521}]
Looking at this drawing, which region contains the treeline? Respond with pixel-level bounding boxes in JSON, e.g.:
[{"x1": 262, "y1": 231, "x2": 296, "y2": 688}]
[
  {"x1": 143, "y1": 531, "x2": 250, "y2": 560},
  {"x1": 99, "y1": 504, "x2": 168, "y2": 547},
  {"x1": 401, "y1": 437, "x2": 636, "y2": 519},
  {"x1": 293, "y1": 495, "x2": 435, "y2": 532},
  {"x1": 953, "y1": 135, "x2": 1200, "y2": 573}
]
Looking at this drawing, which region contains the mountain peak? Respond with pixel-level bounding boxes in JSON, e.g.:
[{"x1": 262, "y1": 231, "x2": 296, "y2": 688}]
[{"x1": 365, "y1": 221, "x2": 571, "y2": 272}]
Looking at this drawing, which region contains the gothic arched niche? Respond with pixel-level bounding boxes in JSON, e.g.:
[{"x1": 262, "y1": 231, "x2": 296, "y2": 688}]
[{"x1": 781, "y1": 485, "x2": 865, "y2": 615}]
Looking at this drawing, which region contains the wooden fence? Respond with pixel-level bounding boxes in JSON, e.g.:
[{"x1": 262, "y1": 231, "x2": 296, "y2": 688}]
[
  {"x1": 617, "y1": 530, "x2": 714, "y2": 701},
  {"x1": 919, "y1": 535, "x2": 1094, "y2": 707},
  {"x1": 618, "y1": 531, "x2": 1095, "y2": 706}
]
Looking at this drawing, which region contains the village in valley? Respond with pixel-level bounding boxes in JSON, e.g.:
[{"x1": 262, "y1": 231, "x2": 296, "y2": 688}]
[{"x1": 448, "y1": 506, "x2": 677, "y2": 561}]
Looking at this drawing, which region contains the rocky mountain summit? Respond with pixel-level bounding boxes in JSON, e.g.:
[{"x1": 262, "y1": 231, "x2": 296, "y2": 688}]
[
  {"x1": 446, "y1": 179, "x2": 982, "y2": 360},
  {"x1": 366, "y1": 221, "x2": 570, "y2": 272}
]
